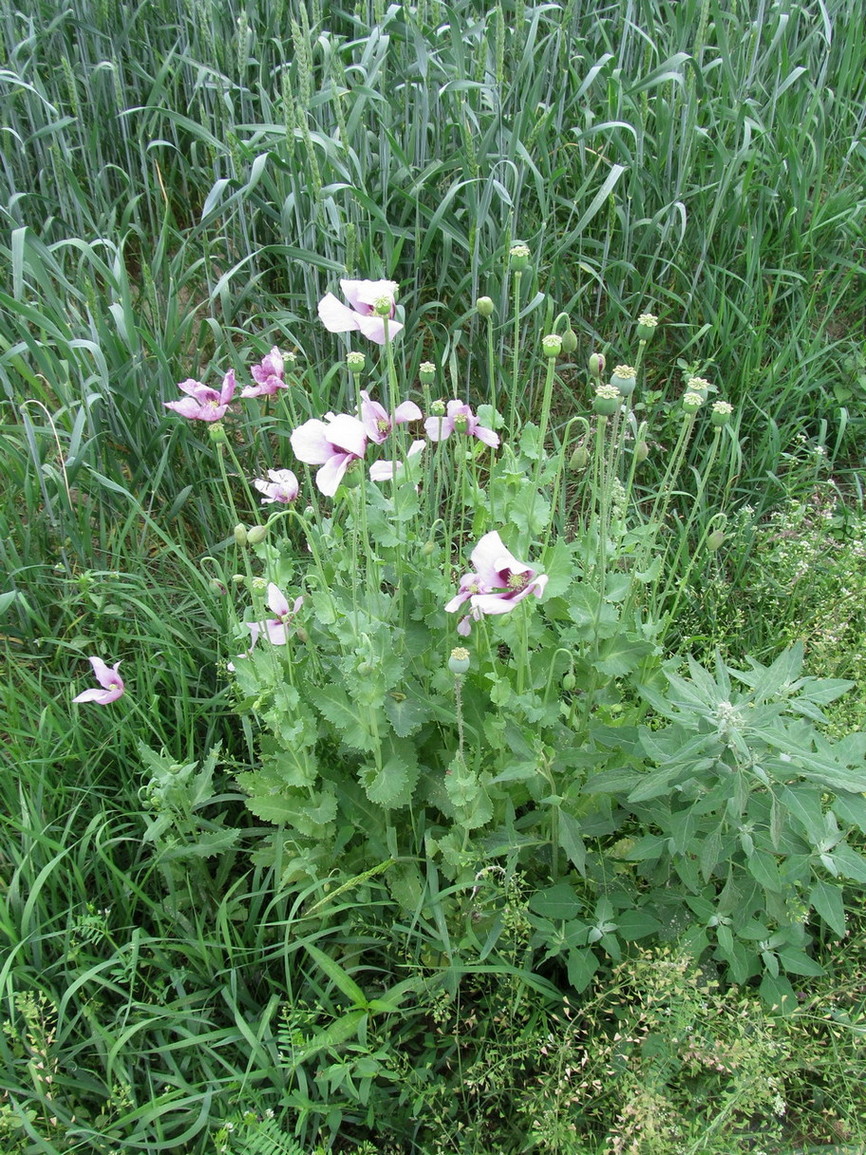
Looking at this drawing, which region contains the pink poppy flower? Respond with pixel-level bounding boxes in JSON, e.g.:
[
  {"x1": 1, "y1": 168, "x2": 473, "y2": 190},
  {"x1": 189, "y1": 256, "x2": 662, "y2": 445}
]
[
  {"x1": 290, "y1": 412, "x2": 368, "y2": 496},
  {"x1": 445, "y1": 531, "x2": 547, "y2": 629},
  {"x1": 72, "y1": 656, "x2": 125, "y2": 705},
  {"x1": 241, "y1": 348, "x2": 289, "y2": 398},
  {"x1": 424, "y1": 400, "x2": 499, "y2": 448},
  {"x1": 248, "y1": 584, "x2": 304, "y2": 648},
  {"x1": 253, "y1": 468, "x2": 299, "y2": 504},
  {"x1": 317, "y1": 279, "x2": 404, "y2": 345},
  {"x1": 230, "y1": 586, "x2": 304, "y2": 670},
  {"x1": 359, "y1": 390, "x2": 423, "y2": 443},
  {"x1": 369, "y1": 439, "x2": 426, "y2": 482},
  {"x1": 164, "y1": 371, "x2": 236, "y2": 421}
]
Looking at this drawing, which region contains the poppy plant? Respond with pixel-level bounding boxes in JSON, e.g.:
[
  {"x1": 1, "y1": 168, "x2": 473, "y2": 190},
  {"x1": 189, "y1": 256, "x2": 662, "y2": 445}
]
[
  {"x1": 241, "y1": 348, "x2": 289, "y2": 398},
  {"x1": 253, "y1": 468, "x2": 299, "y2": 504},
  {"x1": 424, "y1": 400, "x2": 499, "y2": 448},
  {"x1": 359, "y1": 390, "x2": 422, "y2": 443},
  {"x1": 72, "y1": 656, "x2": 125, "y2": 704},
  {"x1": 445, "y1": 531, "x2": 547, "y2": 633},
  {"x1": 290, "y1": 413, "x2": 368, "y2": 496},
  {"x1": 164, "y1": 371, "x2": 236, "y2": 421},
  {"x1": 318, "y1": 279, "x2": 403, "y2": 345}
]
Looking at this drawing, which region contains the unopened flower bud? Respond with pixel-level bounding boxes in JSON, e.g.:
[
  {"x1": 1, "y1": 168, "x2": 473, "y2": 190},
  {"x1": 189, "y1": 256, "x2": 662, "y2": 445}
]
[
  {"x1": 686, "y1": 376, "x2": 711, "y2": 401},
  {"x1": 247, "y1": 524, "x2": 267, "y2": 545},
  {"x1": 346, "y1": 350, "x2": 366, "y2": 372},
  {"x1": 209, "y1": 423, "x2": 228, "y2": 444},
  {"x1": 209, "y1": 578, "x2": 227, "y2": 595},
  {"x1": 593, "y1": 384, "x2": 620, "y2": 416},
  {"x1": 570, "y1": 444, "x2": 589, "y2": 470},
  {"x1": 421, "y1": 540, "x2": 436, "y2": 555},
  {"x1": 562, "y1": 671, "x2": 577, "y2": 691},
  {"x1": 295, "y1": 626, "x2": 309, "y2": 643},
  {"x1": 430, "y1": 398, "x2": 446, "y2": 417},
  {"x1": 682, "y1": 391, "x2": 704, "y2": 414},
  {"x1": 231, "y1": 573, "x2": 246, "y2": 585},
  {"x1": 711, "y1": 400, "x2": 733, "y2": 427},
  {"x1": 636, "y1": 313, "x2": 659, "y2": 341},
  {"x1": 635, "y1": 440, "x2": 649, "y2": 463},
  {"x1": 707, "y1": 529, "x2": 726, "y2": 551},
  {"x1": 233, "y1": 523, "x2": 248, "y2": 546},
  {"x1": 419, "y1": 361, "x2": 436, "y2": 385},
  {"x1": 475, "y1": 296, "x2": 495, "y2": 317},
  {"x1": 509, "y1": 243, "x2": 531, "y2": 272},
  {"x1": 542, "y1": 333, "x2": 562, "y2": 358},
  {"x1": 589, "y1": 352, "x2": 605, "y2": 379},
  {"x1": 561, "y1": 327, "x2": 578, "y2": 354},
  {"x1": 610, "y1": 364, "x2": 637, "y2": 398},
  {"x1": 448, "y1": 647, "x2": 470, "y2": 675}
]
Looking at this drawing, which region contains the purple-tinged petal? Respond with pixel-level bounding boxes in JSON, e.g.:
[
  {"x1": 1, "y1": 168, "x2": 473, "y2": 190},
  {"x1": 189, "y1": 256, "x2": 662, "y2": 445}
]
[
  {"x1": 424, "y1": 414, "x2": 454, "y2": 441},
  {"x1": 341, "y1": 278, "x2": 398, "y2": 314},
  {"x1": 316, "y1": 452, "x2": 354, "y2": 496},
  {"x1": 472, "y1": 424, "x2": 500, "y2": 448},
  {"x1": 326, "y1": 413, "x2": 368, "y2": 457},
  {"x1": 73, "y1": 657, "x2": 124, "y2": 704},
  {"x1": 470, "y1": 532, "x2": 527, "y2": 584},
  {"x1": 457, "y1": 615, "x2": 473, "y2": 637},
  {"x1": 291, "y1": 419, "x2": 333, "y2": 464},
  {"x1": 267, "y1": 583, "x2": 291, "y2": 619},
  {"x1": 219, "y1": 369, "x2": 237, "y2": 404},
  {"x1": 264, "y1": 620, "x2": 289, "y2": 646},
  {"x1": 352, "y1": 313, "x2": 389, "y2": 344},
  {"x1": 360, "y1": 391, "x2": 391, "y2": 442},
  {"x1": 318, "y1": 293, "x2": 362, "y2": 334},
  {"x1": 393, "y1": 399, "x2": 422, "y2": 424}
]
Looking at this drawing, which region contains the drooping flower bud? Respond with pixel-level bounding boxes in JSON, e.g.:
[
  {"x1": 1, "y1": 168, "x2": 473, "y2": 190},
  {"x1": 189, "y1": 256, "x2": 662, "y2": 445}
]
[
  {"x1": 610, "y1": 364, "x2": 637, "y2": 398},
  {"x1": 707, "y1": 529, "x2": 726, "y2": 551},
  {"x1": 711, "y1": 400, "x2": 733, "y2": 427},
  {"x1": 542, "y1": 333, "x2": 562, "y2": 358},
  {"x1": 246, "y1": 525, "x2": 268, "y2": 545},
  {"x1": 509, "y1": 243, "x2": 531, "y2": 272},
  {"x1": 593, "y1": 384, "x2": 620, "y2": 416},
  {"x1": 560, "y1": 327, "x2": 578, "y2": 354},
  {"x1": 635, "y1": 440, "x2": 649, "y2": 463},
  {"x1": 636, "y1": 313, "x2": 659, "y2": 342},
  {"x1": 475, "y1": 296, "x2": 495, "y2": 317},
  {"x1": 419, "y1": 361, "x2": 436, "y2": 385},
  {"x1": 570, "y1": 444, "x2": 589, "y2": 470},
  {"x1": 233, "y1": 523, "x2": 248, "y2": 546},
  {"x1": 589, "y1": 352, "x2": 605, "y2": 379}
]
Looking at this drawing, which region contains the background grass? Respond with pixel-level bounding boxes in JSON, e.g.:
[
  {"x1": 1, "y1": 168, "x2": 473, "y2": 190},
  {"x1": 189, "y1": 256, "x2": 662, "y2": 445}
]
[{"x1": 1, "y1": 0, "x2": 865, "y2": 1151}]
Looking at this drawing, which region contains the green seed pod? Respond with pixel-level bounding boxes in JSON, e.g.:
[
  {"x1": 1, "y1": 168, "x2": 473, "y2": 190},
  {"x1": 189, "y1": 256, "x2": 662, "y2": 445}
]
[
  {"x1": 509, "y1": 243, "x2": 530, "y2": 272},
  {"x1": 448, "y1": 647, "x2": 470, "y2": 675},
  {"x1": 542, "y1": 333, "x2": 563, "y2": 358},
  {"x1": 593, "y1": 384, "x2": 620, "y2": 416},
  {"x1": 475, "y1": 296, "x2": 495, "y2": 318},
  {"x1": 419, "y1": 360, "x2": 436, "y2": 384}
]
